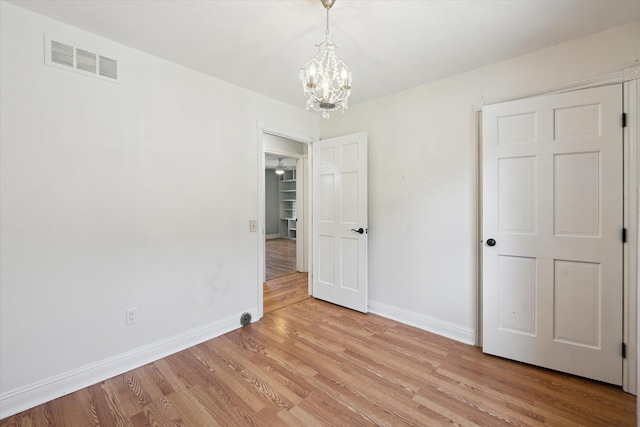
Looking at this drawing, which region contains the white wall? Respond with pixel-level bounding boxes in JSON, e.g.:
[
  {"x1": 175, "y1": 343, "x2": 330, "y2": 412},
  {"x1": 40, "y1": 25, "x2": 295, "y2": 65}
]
[
  {"x1": 0, "y1": 1, "x2": 318, "y2": 417},
  {"x1": 321, "y1": 21, "x2": 640, "y2": 344},
  {"x1": 263, "y1": 133, "x2": 308, "y2": 155}
]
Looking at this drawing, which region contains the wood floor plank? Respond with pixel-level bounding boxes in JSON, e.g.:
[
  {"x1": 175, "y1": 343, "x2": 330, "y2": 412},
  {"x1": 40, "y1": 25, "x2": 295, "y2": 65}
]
[
  {"x1": 137, "y1": 363, "x2": 175, "y2": 397},
  {"x1": 164, "y1": 388, "x2": 224, "y2": 427},
  {"x1": 265, "y1": 238, "x2": 296, "y2": 280},
  {"x1": 286, "y1": 404, "x2": 326, "y2": 427},
  {"x1": 152, "y1": 358, "x2": 188, "y2": 394},
  {"x1": 433, "y1": 367, "x2": 567, "y2": 426},
  {"x1": 44, "y1": 392, "x2": 99, "y2": 427},
  {"x1": 132, "y1": 396, "x2": 185, "y2": 427},
  {"x1": 87, "y1": 382, "x2": 129, "y2": 427},
  {"x1": 197, "y1": 344, "x2": 268, "y2": 413},
  {"x1": 221, "y1": 335, "x2": 306, "y2": 407},
  {"x1": 206, "y1": 337, "x2": 296, "y2": 411},
  {"x1": 454, "y1": 350, "x2": 635, "y2": 425},
  {"x1": 263, "y1": 272, "x2": 310, "y2": 314},
  {"x1": 2, "y1": 289, "x2": 635, "y2": 426}
]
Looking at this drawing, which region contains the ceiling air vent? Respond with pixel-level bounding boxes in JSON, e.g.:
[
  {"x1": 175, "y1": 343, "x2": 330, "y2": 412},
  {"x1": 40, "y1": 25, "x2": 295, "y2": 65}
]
[{"x1": 45, "y1": 35, "x2": 120, "y2": 84}]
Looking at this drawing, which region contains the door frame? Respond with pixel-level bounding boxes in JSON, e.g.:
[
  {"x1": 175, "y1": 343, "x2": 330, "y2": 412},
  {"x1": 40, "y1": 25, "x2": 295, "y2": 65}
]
[
  {"x1": 256, "y1": 123, "x2": 316, "y2": 319},
  {"x1": 474, "y1": 66, "x2": 640, "y2": 394}
]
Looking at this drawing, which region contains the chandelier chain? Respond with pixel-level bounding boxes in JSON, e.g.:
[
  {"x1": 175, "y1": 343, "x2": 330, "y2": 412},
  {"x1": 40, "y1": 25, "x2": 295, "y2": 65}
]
[
  {"x1": 299, "y1": 0, "x2": 351, "y2": 119},
  {"x1": 326, "y1": 8, "x2": 330, "y2": 40}
]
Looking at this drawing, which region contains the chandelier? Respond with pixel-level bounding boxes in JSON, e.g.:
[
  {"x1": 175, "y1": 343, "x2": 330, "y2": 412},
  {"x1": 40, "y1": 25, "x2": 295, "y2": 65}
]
[{"x1": 299, "y1": 0, "x2": 351, "y2": 119}]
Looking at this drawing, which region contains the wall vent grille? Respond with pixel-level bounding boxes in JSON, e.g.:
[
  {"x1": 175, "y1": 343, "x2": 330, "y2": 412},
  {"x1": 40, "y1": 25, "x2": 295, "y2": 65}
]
[
  {"x1": 76, "y1": 48, "x2": 97, "y2": 73},
  {"x1": 51, "y1": 40, "x2": 74, "y2": 67},
  {"x1": 45, "y1": 36, "x2": 120, "y2": 83},
  {"x1": 99, "y1": 55, "x2": 117, "y2": 79}
]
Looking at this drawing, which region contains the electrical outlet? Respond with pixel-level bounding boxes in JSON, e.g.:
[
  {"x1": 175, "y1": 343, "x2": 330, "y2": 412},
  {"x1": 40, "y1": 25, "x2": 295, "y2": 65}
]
[
  {"x1": 249, "y1": 220, "x2": 257, "y2": 232},
  {"x1": 126, "y1": 307, "x2": 138, "y2": 325}
]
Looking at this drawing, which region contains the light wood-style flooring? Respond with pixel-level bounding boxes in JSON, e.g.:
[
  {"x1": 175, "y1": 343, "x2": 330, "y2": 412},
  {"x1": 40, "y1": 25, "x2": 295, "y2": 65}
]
[
  {"x1": 263, "y1": 272, "x2": 310, "y2": 314},
  {"x1": 266, "y1": 238, "x2": 296, "y2": 281},
  {"x1": 2, "y1": 273, "x2": 635, "y2": 426}
]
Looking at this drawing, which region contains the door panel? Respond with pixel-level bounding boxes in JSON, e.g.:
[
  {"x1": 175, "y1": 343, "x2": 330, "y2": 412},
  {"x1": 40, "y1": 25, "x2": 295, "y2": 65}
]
[
  {"x1": 313, "y1": 133, "x2": 368, "y2": 313},
  {"x1": 482, "y1": 85, "x2": 623, "y2": 385},
  {"x1": 554, "y1": 260, "x2": 600, "y2": 347},
  {"x1": 553, "y1": 152, "x2": 600, "y2": 236},
  {"x1": 498, "y1": 156, "x2": 537, "y2": 234},
  {"x1": 497, "y1": 255, "x2": 537, "y2": 336}
]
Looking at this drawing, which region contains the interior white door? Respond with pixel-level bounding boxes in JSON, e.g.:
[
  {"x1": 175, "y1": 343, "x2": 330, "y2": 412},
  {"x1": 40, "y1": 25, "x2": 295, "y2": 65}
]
[
  {"x1": 482, "y1": 84, "x2": 623, "y2": 385},
  {"x1": 313, "y1": 132, "x2": 368, "y2": 312}
]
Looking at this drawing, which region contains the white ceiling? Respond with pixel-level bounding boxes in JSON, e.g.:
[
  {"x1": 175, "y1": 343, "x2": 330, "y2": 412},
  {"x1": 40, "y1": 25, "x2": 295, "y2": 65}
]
[{"x1": 8, "y1": 0, "x2": 640, "y2": 109}]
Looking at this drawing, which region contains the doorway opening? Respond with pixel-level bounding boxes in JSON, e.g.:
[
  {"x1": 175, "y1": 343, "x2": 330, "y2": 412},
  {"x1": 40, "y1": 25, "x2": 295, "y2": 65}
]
[
  {"x1": 258, "y1": 128, "x2": 313, "y2": 318},
  {"x1": 265, "y1": 155, "x2": 298, "y2": 281},
  {"x1": 258, "y1": 128, "x2": 370, "y2": 316}
]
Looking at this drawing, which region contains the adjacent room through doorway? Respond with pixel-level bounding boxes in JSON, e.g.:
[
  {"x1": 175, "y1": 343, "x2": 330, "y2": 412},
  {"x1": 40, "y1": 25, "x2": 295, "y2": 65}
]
[
  {"x1": 263, "y1": 151, "x2": 309, "y2": 313},
  {"x1": 265, "y1": 155, "x2": 298, "y2": 280}
]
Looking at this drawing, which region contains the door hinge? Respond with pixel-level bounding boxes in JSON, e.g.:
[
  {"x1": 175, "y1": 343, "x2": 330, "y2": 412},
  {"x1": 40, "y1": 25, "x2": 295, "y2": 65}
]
[
  {"x1": 623, "y1": 228, "x2": 627, "y2": 243},
  {"x1": 622, "y1": 342, "x2": 627, "y2": 359},
  {"x1": 622, "y1": 113, "x2": 627, "y2": 128}
]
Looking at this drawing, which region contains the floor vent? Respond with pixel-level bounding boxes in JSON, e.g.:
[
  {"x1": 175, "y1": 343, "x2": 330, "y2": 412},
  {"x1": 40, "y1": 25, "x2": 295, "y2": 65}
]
[{"x1": 45, "y1": 35, "x2": 119, "y2": 83}]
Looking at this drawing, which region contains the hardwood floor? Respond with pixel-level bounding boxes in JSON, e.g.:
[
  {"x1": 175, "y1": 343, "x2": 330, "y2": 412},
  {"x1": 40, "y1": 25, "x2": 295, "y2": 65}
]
[
  {"x1": 2, "y1": 288, "x2": 635, "y2": 426},
  {"x1": 266, "y1": 238, "x2": 296, "y2": 281},
  {"x1": 263, "y1": 272, "x2": 310, "y2": 314}
]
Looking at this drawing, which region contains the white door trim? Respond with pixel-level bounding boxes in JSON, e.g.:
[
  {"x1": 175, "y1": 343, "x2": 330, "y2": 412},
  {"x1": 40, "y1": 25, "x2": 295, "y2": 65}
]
[
  {"x1": 256, "y1": 123, "x2": 316, "y2": 320},
  {"x1": 474, "y1": 66, "x2": 640, "y2": 112},
  {"x1": 624, "y1": 76, "x2": 639, "y2": 395},
  {"x1": 476, "y1": 65, "x2": 639, "y2": 394}
]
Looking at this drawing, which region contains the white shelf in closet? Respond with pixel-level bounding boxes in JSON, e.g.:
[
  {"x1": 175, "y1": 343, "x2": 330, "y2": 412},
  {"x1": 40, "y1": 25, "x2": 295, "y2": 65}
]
[{"x1": 279, "y1": 169, "x2": 297, "y2": 239}]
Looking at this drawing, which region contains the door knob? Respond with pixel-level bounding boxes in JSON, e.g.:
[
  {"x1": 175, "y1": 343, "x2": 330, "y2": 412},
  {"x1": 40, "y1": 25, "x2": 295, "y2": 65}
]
[
  {"x1": 486, "y1": 238, "x2": 496, "y2": 247},
  {"x1": 351, "y1": 228, "x2": 365, "y2": 234}
]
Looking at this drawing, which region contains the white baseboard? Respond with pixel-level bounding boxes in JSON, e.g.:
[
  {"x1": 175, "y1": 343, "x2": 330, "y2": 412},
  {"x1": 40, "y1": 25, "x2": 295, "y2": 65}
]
[
  {"x1": 265, "y1": 234, "x2": 280, "y2": 239},
  {"x1": 0, "y1": 308, "x2": 259, "y2": 420},
  {"x1": 368, "y1": 300, "x2": 476, "y2": 346}
]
